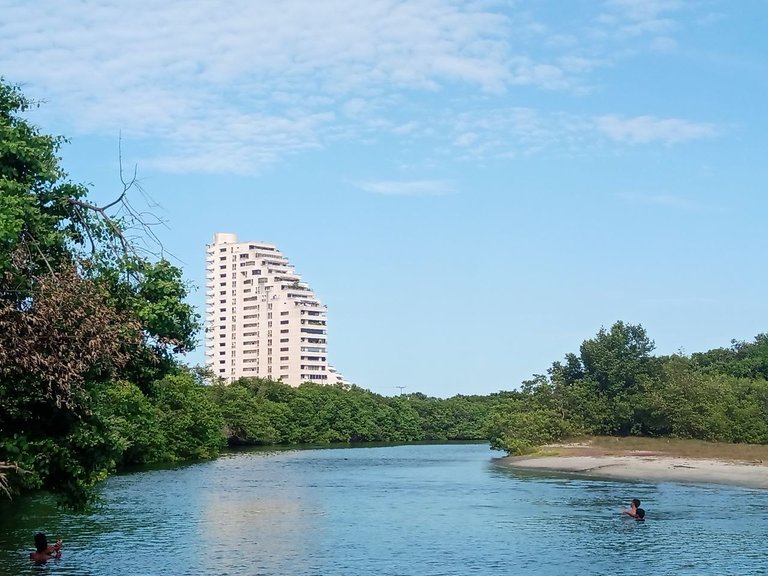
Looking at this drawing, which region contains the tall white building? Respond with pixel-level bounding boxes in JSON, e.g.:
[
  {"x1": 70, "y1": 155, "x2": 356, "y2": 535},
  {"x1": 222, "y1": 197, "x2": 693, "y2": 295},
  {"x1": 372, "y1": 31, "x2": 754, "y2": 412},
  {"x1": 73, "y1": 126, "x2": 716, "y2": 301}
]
[{"x1": 205, "y1": 233, "x2": 343, "y2": 386}]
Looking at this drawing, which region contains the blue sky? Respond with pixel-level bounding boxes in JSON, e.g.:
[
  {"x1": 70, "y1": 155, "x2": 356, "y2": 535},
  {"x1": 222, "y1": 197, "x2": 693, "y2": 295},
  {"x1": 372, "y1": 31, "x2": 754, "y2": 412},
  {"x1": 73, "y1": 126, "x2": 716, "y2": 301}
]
[{"x1": 2, "y1": 0, "x2": 766, "y2": 397}]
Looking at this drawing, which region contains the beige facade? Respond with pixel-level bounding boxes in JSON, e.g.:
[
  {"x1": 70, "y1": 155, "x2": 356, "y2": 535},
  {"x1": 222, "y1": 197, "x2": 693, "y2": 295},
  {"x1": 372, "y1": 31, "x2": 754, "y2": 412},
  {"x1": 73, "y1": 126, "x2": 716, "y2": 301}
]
[{"x1": 205, "y1": 233, "x2": 343, "y2": 386}]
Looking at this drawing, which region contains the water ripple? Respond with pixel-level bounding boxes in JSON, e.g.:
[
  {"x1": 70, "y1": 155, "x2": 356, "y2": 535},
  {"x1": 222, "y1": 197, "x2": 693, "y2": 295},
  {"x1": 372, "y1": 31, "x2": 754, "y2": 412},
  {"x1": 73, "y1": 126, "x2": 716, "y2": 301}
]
[{"x1": 2, "y1": 444, "x2": 768, "y2": 575}]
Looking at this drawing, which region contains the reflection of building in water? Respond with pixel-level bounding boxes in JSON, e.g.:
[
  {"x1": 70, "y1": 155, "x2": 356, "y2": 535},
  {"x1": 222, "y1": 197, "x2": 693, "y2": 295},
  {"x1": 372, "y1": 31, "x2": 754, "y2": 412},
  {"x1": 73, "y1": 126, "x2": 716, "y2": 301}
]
[
  {"x1": 199, "y1": 456, "x2": 322, "y2": 574},
  {"x1": 205, "y1": 232, "x2": 346, "y2": 385}
]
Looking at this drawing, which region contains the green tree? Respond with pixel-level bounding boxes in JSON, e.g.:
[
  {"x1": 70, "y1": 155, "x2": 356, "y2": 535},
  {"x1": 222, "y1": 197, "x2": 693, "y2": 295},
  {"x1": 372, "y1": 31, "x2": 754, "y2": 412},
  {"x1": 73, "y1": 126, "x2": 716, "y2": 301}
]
[
  {"x1": 579, "y1": 321, "x2": 655, "y2": 395},
  {"x1": 0, "y1": 78, "x2": 204, "y2": 506},
  {"x1": 153, "y1": 374, "x2": 225, "y2": 461}
]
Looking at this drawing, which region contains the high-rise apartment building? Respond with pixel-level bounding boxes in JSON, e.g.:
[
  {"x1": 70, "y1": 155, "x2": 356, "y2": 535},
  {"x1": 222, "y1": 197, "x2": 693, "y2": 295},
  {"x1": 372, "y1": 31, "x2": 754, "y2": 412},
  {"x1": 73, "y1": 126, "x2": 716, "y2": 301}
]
[{"x1": 205, "y1": 233, "x2": 342, "y2": 386}]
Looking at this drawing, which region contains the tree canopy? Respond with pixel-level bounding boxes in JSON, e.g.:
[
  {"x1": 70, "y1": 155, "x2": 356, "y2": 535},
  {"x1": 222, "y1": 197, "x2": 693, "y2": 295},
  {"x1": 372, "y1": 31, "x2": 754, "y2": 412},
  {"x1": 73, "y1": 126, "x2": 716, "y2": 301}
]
[
  {"x1": 0, "y1": 78, "x2": 202, "y2": 507},
  {"x1": 487, "y1": 321, "x2": 768, "y2": 455}
]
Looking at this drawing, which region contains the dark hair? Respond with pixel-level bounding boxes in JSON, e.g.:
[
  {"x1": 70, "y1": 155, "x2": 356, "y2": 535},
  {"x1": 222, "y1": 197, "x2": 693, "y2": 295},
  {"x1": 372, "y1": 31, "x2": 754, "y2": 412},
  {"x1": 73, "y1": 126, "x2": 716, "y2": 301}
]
[
  {"x1": 34, "y1": 533, "x2": 48, "y2": 553},
  {"x1": 631, "y1": 499, "x2": 641, "y2": 508},
  {"x1": 635, "y1": 508, "x2": 646, "y2": 520}
]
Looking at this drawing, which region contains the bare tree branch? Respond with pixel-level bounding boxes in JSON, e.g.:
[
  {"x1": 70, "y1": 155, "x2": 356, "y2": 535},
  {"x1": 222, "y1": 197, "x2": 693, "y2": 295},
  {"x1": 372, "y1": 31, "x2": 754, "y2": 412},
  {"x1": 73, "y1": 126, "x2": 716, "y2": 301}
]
[{"x1": 66, "y1": 197, "x2": 130, "y2": 253}]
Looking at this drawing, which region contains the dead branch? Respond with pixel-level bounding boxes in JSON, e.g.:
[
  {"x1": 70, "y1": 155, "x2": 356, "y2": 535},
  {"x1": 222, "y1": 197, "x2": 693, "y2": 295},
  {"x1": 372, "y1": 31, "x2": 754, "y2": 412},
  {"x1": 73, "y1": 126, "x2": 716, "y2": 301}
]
[{"x1": 64, "y1": 137, "x2": 170, "y2": 261}]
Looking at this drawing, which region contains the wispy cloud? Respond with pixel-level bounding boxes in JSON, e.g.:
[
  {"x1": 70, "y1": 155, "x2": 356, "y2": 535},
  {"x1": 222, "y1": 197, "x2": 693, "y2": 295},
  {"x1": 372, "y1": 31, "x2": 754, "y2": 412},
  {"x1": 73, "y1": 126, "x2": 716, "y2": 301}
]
[
  {"x1": 617, "y1": 192, "x2": 723, "y2": 213},
  {"x1": 0, "y1": 0, "x2": 720, "y2": 174},
  {"x1": 356, "y1": 179, "x2": 455, "y2": 196},
  {"x1": 0, "y1": 0, "x2": 519, "y2": 173},
  {"x1": 598, "y1": 0, "x2": 682, "y2": 38},
  {"x1": 596, "y1": 115, "x2": 716, "y2": 144},
  {"x1": 444, "y1": 109, "x2": 714, "y2": 159}
]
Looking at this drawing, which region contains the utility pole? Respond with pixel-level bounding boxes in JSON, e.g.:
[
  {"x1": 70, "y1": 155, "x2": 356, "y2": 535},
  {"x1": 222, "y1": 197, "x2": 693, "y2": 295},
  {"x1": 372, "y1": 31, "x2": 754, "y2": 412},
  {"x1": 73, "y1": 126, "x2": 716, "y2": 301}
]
[{"x1": 395, "y1": 386, "x2": 406, "y2": 396}]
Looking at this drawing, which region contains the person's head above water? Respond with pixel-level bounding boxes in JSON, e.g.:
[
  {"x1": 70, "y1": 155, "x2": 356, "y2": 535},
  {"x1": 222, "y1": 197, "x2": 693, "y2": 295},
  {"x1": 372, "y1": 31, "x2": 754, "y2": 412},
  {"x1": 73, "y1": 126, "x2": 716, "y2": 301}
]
[
  {"x1": 631, "y1": 499, "x2": 641, "y2": 508},
  {"x1": 635, "y1": 508, "x2": 646, "y2": 520},
  {"x1": 34, "y1": 533, "x2": 48, "y2": 553}
]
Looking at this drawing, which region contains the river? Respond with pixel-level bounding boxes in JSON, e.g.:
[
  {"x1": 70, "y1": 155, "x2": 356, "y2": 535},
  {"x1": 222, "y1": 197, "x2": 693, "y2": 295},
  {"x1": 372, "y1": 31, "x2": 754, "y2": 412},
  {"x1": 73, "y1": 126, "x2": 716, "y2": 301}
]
[{"x1": 1, "y1": 443, "x2": 767, "y2": 575}]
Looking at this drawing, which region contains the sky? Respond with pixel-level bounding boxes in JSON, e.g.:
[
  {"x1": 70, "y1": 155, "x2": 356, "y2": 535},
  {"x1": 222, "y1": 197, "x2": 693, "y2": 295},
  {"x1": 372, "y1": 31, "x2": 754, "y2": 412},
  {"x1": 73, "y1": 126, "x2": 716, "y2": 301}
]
[{"x1": 1, "y1": 0, "x2": 766, "y2": 397}]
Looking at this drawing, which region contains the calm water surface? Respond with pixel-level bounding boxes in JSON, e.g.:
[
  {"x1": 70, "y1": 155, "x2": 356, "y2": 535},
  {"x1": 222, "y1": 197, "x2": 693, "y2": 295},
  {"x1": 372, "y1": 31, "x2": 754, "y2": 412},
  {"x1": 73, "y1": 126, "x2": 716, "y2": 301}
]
[{"x1": 1, "y1": 443, "x2": 767, "y2": 575}]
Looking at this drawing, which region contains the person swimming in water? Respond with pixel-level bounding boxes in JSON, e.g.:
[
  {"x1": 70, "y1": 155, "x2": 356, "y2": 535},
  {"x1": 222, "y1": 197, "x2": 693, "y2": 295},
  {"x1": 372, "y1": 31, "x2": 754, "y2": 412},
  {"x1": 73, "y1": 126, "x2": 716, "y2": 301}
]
[
  {"x1": 622, "y1": 498, "x2": 645, "y2": 521},
  {"x1": 29, "y1": 533, "x2": 62, "y2": 564}
]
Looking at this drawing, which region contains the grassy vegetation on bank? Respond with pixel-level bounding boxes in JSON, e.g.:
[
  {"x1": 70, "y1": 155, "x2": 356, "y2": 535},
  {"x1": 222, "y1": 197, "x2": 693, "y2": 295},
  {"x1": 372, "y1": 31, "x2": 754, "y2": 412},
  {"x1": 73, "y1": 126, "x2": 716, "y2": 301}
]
[{"x1": 536, "y1": 436, "x2": 768, "y2": 463}]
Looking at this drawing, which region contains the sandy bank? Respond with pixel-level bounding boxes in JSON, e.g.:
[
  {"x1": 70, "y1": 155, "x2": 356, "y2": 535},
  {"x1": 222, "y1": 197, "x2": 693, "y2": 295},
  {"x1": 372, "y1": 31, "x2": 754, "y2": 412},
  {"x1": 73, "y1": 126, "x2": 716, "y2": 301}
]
[{"x1": 500, "y1": 453, "x2": 768, "y2": 489}]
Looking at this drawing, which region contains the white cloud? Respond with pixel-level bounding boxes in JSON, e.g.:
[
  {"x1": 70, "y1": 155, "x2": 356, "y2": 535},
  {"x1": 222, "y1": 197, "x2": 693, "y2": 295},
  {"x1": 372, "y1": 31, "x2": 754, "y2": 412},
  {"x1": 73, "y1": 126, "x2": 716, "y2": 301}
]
[
  {"x1": 596, "y1": 115, "x2": 716, "y2": 144},
  {"x1": 1, "y1": 0, "x2": 522, "y2": 174},
  {"x1": 0, "y1": 0, "x2": 722, "y2": 174},
  {"x1": 650, "y1": 36, "x2": 678, "y2": 52},
  {"x1": 600, "y1": 0, "x2": 682, "y2": 37},
  {"x1": 356, "y1": 179, "x2": 454, "y2": 196},
  {"x1": 445, "y1": 108, "x2": 719, "y2": 159},
  {"x1": 617, "y1": 192, "x2": 722, "y2": 213}
]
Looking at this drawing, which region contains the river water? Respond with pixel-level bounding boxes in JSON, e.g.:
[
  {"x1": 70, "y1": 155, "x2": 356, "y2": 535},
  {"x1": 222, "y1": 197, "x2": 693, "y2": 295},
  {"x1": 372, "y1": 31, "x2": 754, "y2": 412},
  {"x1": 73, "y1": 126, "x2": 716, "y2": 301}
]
[{"x1": 1, "y1": 443, "x2": 767, "y2": 575}]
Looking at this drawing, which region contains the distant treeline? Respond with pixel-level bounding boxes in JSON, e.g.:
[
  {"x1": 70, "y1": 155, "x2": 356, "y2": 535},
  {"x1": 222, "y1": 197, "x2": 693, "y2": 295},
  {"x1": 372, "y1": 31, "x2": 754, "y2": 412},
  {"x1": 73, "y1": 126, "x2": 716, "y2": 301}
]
[
  {"x1": 208, "y1": 378, "x2": 497, "y2": 445},
  {"x1": 205, "y1": 321, "x2": 768, "y2": 457}
]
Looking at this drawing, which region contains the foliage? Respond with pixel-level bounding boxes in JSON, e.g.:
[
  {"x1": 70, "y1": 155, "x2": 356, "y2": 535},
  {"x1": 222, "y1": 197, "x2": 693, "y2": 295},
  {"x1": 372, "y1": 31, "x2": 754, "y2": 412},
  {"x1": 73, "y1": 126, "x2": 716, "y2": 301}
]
[
  {"x1": 0, "y1": 262, "x2": 140, "y2": 413},
  {"x1": 486, "y1": 321, "x2": 768, "y2": 456},
  {"x1": 91, "y1": 381, "x2": 165, "y2": 466},
  {"x1": 692, "y1": 334, "x2": 768, "y2": 381},
  {"x1": 0, "y1": 78, "x2": 203, "y2": 508},
  {"x1": 0, "y1": 80, "x2": 91, "y2": 287},
  {"x1": 152, "y1": 374, "x2": 225, "y2": 460},
  {"x1": 486, "y1": 409, "x2": 571, "y2": 455},
  {"x1": 208, "y1": 379, "x2": 496, "y2": 447}
]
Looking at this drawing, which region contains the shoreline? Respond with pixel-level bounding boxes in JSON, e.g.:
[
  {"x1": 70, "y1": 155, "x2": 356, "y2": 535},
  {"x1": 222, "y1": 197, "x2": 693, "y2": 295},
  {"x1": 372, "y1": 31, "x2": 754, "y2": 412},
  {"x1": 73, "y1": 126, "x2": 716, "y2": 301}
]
[{"x1": 499, "y1": 452, "x2": 768, "y2": 489}]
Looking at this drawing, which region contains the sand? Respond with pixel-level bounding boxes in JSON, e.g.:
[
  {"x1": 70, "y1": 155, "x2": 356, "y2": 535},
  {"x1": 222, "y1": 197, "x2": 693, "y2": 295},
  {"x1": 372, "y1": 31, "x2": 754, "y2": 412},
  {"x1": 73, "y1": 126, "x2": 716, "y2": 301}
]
[{"x1": 499, "y1": 453, "x2": 768, "y2": 489}]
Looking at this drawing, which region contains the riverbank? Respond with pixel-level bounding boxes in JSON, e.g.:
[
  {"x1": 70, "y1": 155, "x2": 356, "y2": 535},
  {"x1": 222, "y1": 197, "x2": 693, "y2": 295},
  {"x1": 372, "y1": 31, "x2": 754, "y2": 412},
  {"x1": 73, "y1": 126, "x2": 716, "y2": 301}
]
[{"x1": 499, "y1": 437, "x2": 768, "y2": 489}]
